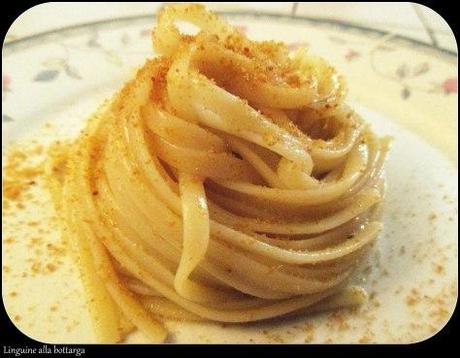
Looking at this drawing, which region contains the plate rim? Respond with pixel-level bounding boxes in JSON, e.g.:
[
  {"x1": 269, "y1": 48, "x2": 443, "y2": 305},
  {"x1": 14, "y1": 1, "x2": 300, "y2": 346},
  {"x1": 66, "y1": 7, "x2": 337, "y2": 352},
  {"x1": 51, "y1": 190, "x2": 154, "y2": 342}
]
[{"x1": 4, "y1": 11, "x2": 457, "y2": 60}]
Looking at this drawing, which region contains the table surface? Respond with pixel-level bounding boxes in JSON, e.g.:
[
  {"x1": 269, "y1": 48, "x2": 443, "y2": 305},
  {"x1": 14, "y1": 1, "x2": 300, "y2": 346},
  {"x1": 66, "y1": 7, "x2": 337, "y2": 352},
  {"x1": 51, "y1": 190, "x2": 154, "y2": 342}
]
[{"x1": 5, "y1": 2, "x2": 457, "y2": 53}]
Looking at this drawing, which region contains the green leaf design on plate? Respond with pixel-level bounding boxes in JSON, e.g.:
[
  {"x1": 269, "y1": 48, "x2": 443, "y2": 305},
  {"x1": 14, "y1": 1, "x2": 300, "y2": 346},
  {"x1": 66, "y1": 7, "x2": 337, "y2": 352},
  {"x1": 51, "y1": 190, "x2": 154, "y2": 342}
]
[
  {"x1": 34, "y1": 70, "x2": 60, "y2": 82},
  {"x1": 103, "y1": 49, "x2": 123, "y2": 66},
  {"x1": 64, "y1": 64, "x2": 82, "y2": 80},
  {"x1": 121, "y1": 33, "x2": 131, "y2": 45},
  {"x1": 396, "y1": 64, "x2": 409, "y2": 80},
  {"x1": 87, "y1": 33, "x2": 101, "y2": 48},
  {"x1": 413, "y1": 62, "x2": 430, "y2": 77},
  {"x1": 42, "y1": 58, "x2": 67, "y2": 69},
  {"x1": 401, "y1": 87, "x2": 411, "y2": 99}
]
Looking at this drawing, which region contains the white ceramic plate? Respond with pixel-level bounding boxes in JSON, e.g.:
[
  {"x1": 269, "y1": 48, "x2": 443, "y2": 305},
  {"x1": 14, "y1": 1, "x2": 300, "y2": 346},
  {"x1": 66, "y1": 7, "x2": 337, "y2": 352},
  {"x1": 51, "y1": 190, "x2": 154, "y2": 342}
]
[{"x1": 2, "y1": 12, "x2": 458, "y2": 344}]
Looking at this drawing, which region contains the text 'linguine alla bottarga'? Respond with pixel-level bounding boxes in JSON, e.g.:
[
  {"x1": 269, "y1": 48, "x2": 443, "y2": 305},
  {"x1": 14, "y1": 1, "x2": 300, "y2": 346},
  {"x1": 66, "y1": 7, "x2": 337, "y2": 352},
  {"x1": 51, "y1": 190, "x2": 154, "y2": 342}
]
[{"x1": 46, "y1": 4, "x2": 391, "y2": 342}]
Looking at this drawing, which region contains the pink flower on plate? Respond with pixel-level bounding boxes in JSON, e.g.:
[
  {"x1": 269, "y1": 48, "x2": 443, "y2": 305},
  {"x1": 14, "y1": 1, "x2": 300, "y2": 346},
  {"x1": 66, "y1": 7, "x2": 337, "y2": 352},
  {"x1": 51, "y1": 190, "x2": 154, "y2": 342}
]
[
  {"x1": 442, "y1": 77, "x2": 457, "y2": 94},
  {"x1": 140, "y1": 29, "x2": 151, "y2": 37},
  {"x1": 235, "y1": 25, "x2": 247, "y2": 34},
  {"x1": 345, "y1": 49, "x2": 360, "y2": 62},
  {"x1": 288, "y1": 42, "x2": 308, "y2": 51},
  {"x1": 3, "y1": 74, "x2": 11, "y2": 92}
]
